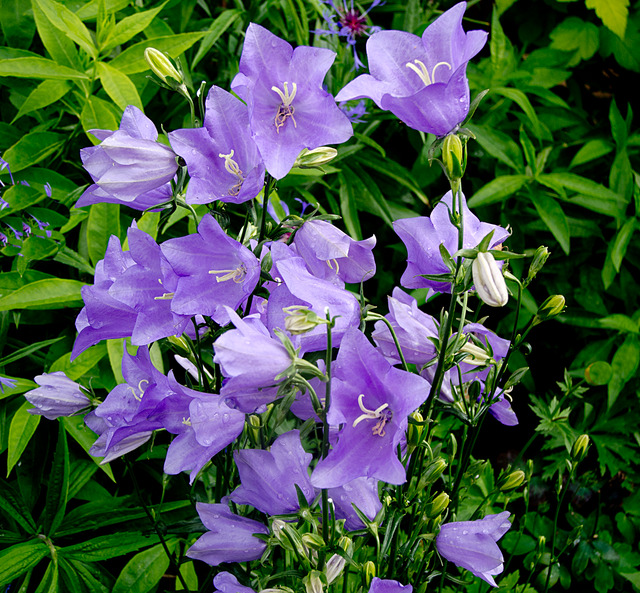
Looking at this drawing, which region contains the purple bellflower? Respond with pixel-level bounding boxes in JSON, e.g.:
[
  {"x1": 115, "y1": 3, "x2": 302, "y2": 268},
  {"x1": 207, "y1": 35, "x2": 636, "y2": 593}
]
[
  {"x1": 24, "y1": 372, "x2": 90, "y2": 420},
  {"x1": 169, "y1": 86, "x2": 265, "y2": 205},
  {"x1": 327, "y1": 476, "x2": 382, "y2": 530},
  {"x1": 311, "y1": 328, "x2": 430, "y2": 488},
  {"x1": 187, "y1": 502, "x2": 268, "y2": 566},
  {"x1": 316, "y1": 0, "x2": 383, "y2": 70},
  {"x1": 372, "y1": 287, "x2": 439, "y2": 367},
  {"x1": 394, "y1": 190, "x2": 509, "y2": 293},
  {"x1": 161, "y1": 214, "x2": 260, "y2": 325},
  {"x1": 292, "y1": 219, "x2": 376, "y2": 284},
  {"x1": 231, "y1": 23, "x2": 353, "y2": 179},
  {"x1": 369, "y1": 578, "x2": 413, "y2": 593},
  {"x1": 77, "y1": 106, "x2": 177, "y2": 210},
  {"x1": 436, "y1": 511, "x2": 511, "y2": 587},
  {"x1": 230, "y1": 430, "x2": 315, "y2": 515},
  {"x1": 213, "y1": 573, "x2": 255, "y2": 593},
  {"x1": 335, "y1": 2, "x2": 487, "y2": 136}
]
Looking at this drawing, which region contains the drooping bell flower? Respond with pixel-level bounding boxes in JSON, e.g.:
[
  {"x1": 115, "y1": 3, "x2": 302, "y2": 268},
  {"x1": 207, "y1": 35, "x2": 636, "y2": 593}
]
[
  {"x1": 327, "y1": 476, "x2": 382, "y2": 530},
  {"x1": 169, "y1": 86, "x2": 265, "y2": 205},
  {"x1": 24, "y1": 372, "x2": 90, "y2": 420},
  {"x1": 394, "y1": 190, "x2": 509, "y2": 293},
  {"x1": 292, "y1": 219, "x2": 376, "y2": 285},
  {"x1": 335, "y1": 2, "x2": 487, "y2": 136},
  {"x1": 77, "y1": 106, "x2": 177, "y2": 210},
  {"x1": 230, "y1": 430, "x2": 315, "y2": 516},
  {"x1": 187, "y1": 502, "x2": 268, "y2": 566},
  {"x1": 436, "y1": 511, "x2": 511, "y2": 587},
  {"x1": 161, "y1": 214, "x2": 260, "y2": 325},
  {"x1": 368, "y1": 578, "x2": 413, "y2": 593},
  {"x1": 231, "y1": 23, "x2": 353, "y2": 179},
  {"x1": 311, "y1": 328, "x2": 430, "y2": 488},
  {"x1": 213, "y1": 573, "x2": 256, "y2": 593}
]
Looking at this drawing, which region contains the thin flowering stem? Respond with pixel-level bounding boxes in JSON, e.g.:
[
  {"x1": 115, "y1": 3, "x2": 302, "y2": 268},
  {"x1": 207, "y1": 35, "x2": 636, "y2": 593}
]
[{"x1": 366, "y1": 312, "x2": 409, "y2": 372}]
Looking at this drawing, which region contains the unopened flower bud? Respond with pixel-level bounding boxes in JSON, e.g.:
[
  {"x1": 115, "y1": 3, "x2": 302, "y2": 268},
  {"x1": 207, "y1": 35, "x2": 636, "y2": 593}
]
[
  {"x1": 303, "y1": 571, "x2": 324, "y2": 593},
  {"x1": 418, "y1": 458, "x2": 447, "y2": 490},
  {"x1": 459, "y1": 341, "x2": 492, "y2": 366},
  {"x1": 144, "y1": 48, "x2": 183, "y2": 86},
  {"x1": 527, "y1": 246, "x2": 550, "y2": 283},
  {"x1": 442, "y1": 134, "x2": 464, "y2": 180},
  {"x1": 571, "y1": 434, "x2": 590, "y2": 463},
  {"x1": 337, "y1": 535, "x2": 353, "y2": 555},
  {"x1": 532, "y1": 295, "x2": 565, "y2": 326},
  {"x1": 301, "y1": 533, "x2": 325, "y2": 550},
  {"x1": 426, "y1": 492, "x2": 450, "y2": 518},
  {"x1": 325, "y1": 554, "x2": 346, "y2": 584},
  {"x1": 499, "y1": 470, "x2": 526, "y2": 491},
  {"x1": 283, "y1": 306, "x2": 325, "y2": 334},
  {"x1": 294, "y1": 147, "x2": 338, "y2": 168},
  {"x1": 472, "y1": 251, "x2": 509, "y2": 307},
  {"x1": 407, "y1": 411, "x2": 423, "y2": 451},
  {"x1": 248, "y1": 413, "x2": 261, "y2": 443},
  {"x1": 363, "y1": 561, "x2": 376, "y2": 586}
]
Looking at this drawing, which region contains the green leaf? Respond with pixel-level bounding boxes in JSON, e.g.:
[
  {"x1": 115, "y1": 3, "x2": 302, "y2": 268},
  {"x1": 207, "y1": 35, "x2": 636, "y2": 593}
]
[
  {"x1": 109, "y1": 32, "x2": 205, "y2": 74},
  {"x1": 193, "y1": 9, "x2": 242, "y2": 68},
  {"x1": 1, "y1": 131, "x2": 65, "y2": 174},
  {"x1": 402, "y1": 0, "x2": 422, "y2": 33},
  {"x1": 338, "y1": 172, "x2": 362, "y2": 241},
  {"x1": 60, "y1": 533, "x2": 160, "y2": 562},
  {"x1": 42, "y1": 423, "x2": 69, "y2": 536},
  {"x1": 76, "y1": 0, "x2": 130, "y2": 20},
  {"x1": 59, "y1": 558, "x2": 84, "y2": 593},
  {"x1": 0, "y1": 57, "x2": 87, "y2": 80},
  {"x1": 32, "y1": 0, "x2": 82, "y2": 70},
  {"x1": 107, "y1": 339, "x2": 126, "y2": 384},
  {"x1": 467, "y1": 124, "x2": 524, "y2": 172},
  {"x1": 0, "y1": 336, "x2": 64, "y2": 367},
  {"x1": 81, "y1": 95, "x2": 121, "y2": 143},
  {"x1": 490, "y1": 8, "x2": 517, "y2": 84},
  {"x1": 0, "y1": 185, "x2": 47, "y2": 218},
  {"x1": 7, "y1": 402, "x2": 41, "y2": 477},
  {"x1": 12, "y1": 80, "x2": 72, "y2": 122},
  {"x1": 50, "y1": 344, "x2": 107, "y2": 381},
  {"x1": 584, "y1": 361, "x2": 613, "y2": 385},
  {"x1": 599, "y1": 22, "x2": 640, "y2": 72},
  {"x1": 609, "y1": 100, "x2": 628, "y2": 148},
  {"x1": 112, "y1": 540, "x2": 178, "y2": 593},
  {"x1": 608, "y1": 335, "x2": 640, "y2": 409},
  {"x1": 586, "y1": 0, "x2": 629, "y2": 39},
  {"x1": 610, "y1": 217, "x2": 636, "y2": 271},
  {"x1": 343, "y1": 163, "x2": 394, "y2": 227},
  {"x1": 67, "y1": 560, "x2": 112, "y2": 593},
  {"x1": 549, "y1": 17, "x2": 599, "y2": 65},
  {"x1": 61, "y1": 416, "x2": 115, "y2": 482},
  {"x1": 96, "y1": 61, "x2": 143, "y2": 111},
  {"x1": 569, "y1": 139, "x2": 614, "y2": 168},
  {"x1": 532, "y1": 192, "x2": 570, "y2": 254},
  {"x1": 86, "y1": 203, "x2": 120, "y2": 267},
  {"x1": 32, "y1": 0, "x2": 97, "y2": 59},
  {"x1": 598, "y1": 314, "x2": 639, "y2": 333},
  {"x1": 54, "y1": 247, "x2": 95, "y2": 276},
  {"x1": 468, "y1": 175, "x2": 529, "y2": 207},
  {"x1": 0, "y1": 540, "x2": 49, "y2": 587},
  {"x1": 34, "y1": 559, "x2": 58, "y2": 593},
  {"x1": 101, "y1": 1, "x2": 169, "y2": 52},
  {"x1": 0, "y1": 279, "x2": 85, "y2": 311},
  {"x1": 493, "y1": 87, "x2": 542, "y2": 137},
  {"x1": 0, "y1": 477, "x2": 37, "y2": 533},
  {"x1": 0, "y1": 0, "x2": 36, "y2": 48}
]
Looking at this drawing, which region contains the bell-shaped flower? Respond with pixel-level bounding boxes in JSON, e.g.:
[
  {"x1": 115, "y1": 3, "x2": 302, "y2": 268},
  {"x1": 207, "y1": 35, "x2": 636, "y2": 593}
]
[
  {"x1": 335, "y1": 2, "x2": 487, "y2": 136},
  {"x1": 213, "y1": 573, "x2": 255, "y2": 593},
  {"x1": 292, "y1": 219, "x2": 376, "y2": 285},
  {"x1": 436, "y1": 511, "x2": 511, "y2": 587},
  {"x1": 161, "y1": 214, "x2": 260, "y2": 325},
  {"x1": 231, "y1": 23, "x2": 353, "y2": 179},
  {"x1": 169, "y1": 86, "x2": 265, "y2": 205},
  {"x1": 230, "y1": 430, "x2": 315, "y2": 515},
  {"x1": 24, "y1": 372, "x2": 90, "y2": 420},
  {"x1": 77, "y1": 106, "x2": 177, "y2": 210},
  {"x1": 187, "y1": 502, "x2": 268, "y2": 566},
  {"x1": 372, "y1": 287, "x2": 439, "y2": 367},
  {"x1": 311, "y1": 329, "x2": 430, "y2": 488},
  {"x1": 368, "y1": 578, "x2": 413, "y2": 593},
  {"x1": 327, "y1": 476, "x2": 382, "y2": 531},
  {"x1": 394, "y1": 190, "x2": 509, "y2": 293}
]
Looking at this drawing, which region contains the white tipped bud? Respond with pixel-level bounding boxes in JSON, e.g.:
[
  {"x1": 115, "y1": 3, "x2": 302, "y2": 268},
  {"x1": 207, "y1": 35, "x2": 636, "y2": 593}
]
[
  {"x1": 144, "y1": 48, "x2": 182, "y2": 85},
  {"x1": 472, "y1": 251, "x2": 509, "y2": 307},
  {"x1": 294, "y1": 147, "x2": 338, "y2": 168}
]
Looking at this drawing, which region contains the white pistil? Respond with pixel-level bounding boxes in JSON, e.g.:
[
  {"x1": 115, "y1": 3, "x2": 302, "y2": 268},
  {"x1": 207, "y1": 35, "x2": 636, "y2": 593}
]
[
  {"x1": 352, "y1": 393, "x2": 393, "y2": 437},
  {"x1": 326, "y1": 258, "x2": 340, "y2": 275},
  {"x1": 209, "y1": 264, "x2": 247, "y2": 284},
  {"x1": 272, "y1": 81, "x2": 298, "y2": 133},
  {"x1": 218, "y1": 150, "x2": 245, "y2": 196},
  {"x1": 128, "y1": 379, "x2": 149, "y2": 402},
  {"x1": 405, "y1": 59, "x2": 452, "y2": 86},
  {"x1": 182, "y1": 416, "x2": 191, "y2": 426}
]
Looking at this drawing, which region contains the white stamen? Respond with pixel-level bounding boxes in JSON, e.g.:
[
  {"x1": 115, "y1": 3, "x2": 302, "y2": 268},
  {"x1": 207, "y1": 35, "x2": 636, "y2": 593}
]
[
  {"x1": 352, "y1": 394, "x2": 393, "y2": 437},
  {"x1": 405, "y1": 59, "x2": 452, "y2": 86}
]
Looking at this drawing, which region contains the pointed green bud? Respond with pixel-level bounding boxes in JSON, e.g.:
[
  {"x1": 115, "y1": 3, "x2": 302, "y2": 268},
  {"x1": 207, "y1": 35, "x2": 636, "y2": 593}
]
[
  {"x1": 571, "y1": 434, "x2": 590, "y2": 463},
  {"x1": 248, "y1": 413, "x2": 261, "y2": 443},
  {"x1": 423, "y1": 457, "x2": 447, "y2": 484},
  {"x1": 283, "y1": 306, "x2": 327, "y2": 334},
  {"x1": 407, "y1": 411, "x2": 423, "y2": 452},
  {"x1": 532, "y1": 295, "x2": 565, "y2": 326},
  {"x1": 499, "y1": 470, "x2": 526, "y2": 491},
  {"x1": 303, "y1": 571, "x2": 324, "y2": 593},
  {"x1": 426, "y1": 492, "x2": 450, "y2": 518},
  {"x1": 301, "y1": 533, "x2": 325, "y2": 550},
  {"x1": 442, "y1": 134, "x2": 464, "y2": 181},
  {"x1": 294, "y1": 147, "x2": 338, "y2": 169},
  {"x1": 527, "y1": 246, "x2": 550, "y2": 283},
  {"x1": 363, "y1": 561, "x2": 376, "y2": 587},
  {"x1": 144, "y1": 48, "x2": 183, "y2": 87}
]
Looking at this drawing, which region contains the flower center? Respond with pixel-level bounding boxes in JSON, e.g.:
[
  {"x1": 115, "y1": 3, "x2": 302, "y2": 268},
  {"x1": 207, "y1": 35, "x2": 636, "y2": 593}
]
[
  {"x1": 326, "y1": 258, "x2": 340, "y2": 275},
  {"x1": 128, "y1": 379, "x2": 149, "y2": 402},
  {"x1": 352, "y1": 393, "x2": 394, "y2": 437},
  {"x1": 405, "y1": 59, "x2": 452, "y2": 86},
  {"x1": 209, "y1": 263, "x2": 247, "y2": 284},
  {"x1": 339, "y1": 9, "x2": 368, "y2": 36},
  {"x1": 218, "y1": 149, "x2": 245, "y2": 197},
  {"x1": 272, "y1": 81, "x2": 298, "y2": 133}
]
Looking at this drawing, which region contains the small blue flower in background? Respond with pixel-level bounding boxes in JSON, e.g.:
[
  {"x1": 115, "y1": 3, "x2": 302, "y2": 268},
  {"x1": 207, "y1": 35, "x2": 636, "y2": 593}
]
[
  {"x1": 316, "y1": 0, "x2": 383, "y2": 70},
  {"x1": 0, "y1": 376, "x2": 17, "y2": 393}
]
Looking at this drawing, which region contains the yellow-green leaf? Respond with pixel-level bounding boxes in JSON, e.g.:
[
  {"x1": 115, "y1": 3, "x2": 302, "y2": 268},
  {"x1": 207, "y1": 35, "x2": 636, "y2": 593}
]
[
  {"x1": 97, "y1": 61, "x2": 143, "y2": 111},
  {"x1": 586, "y1": 0, "x2": 629, "y2": 39}
]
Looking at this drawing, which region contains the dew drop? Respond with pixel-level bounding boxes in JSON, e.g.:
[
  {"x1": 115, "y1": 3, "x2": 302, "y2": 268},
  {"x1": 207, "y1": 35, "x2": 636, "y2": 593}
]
[{"x1": 462, "y1": 530, "x2": 469, "y2": 535}]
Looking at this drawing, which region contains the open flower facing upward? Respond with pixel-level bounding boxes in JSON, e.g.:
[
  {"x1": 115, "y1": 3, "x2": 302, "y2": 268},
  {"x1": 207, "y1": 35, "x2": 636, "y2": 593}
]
[
  {"x1": 436, "y1": 511, "x2": 511, "y2": 587},
  {"x1": 231, "y1": 23, "x2": 353, "y2": 179},
  {"x1": 336, "y1": 2, "x2": 487, "y2": 136}
]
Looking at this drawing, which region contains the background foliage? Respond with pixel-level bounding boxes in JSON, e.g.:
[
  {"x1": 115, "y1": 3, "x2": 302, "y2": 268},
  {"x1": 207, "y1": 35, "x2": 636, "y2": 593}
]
[{"x1": 1, "y1": 0, "x2": 639, "y2": 591}]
